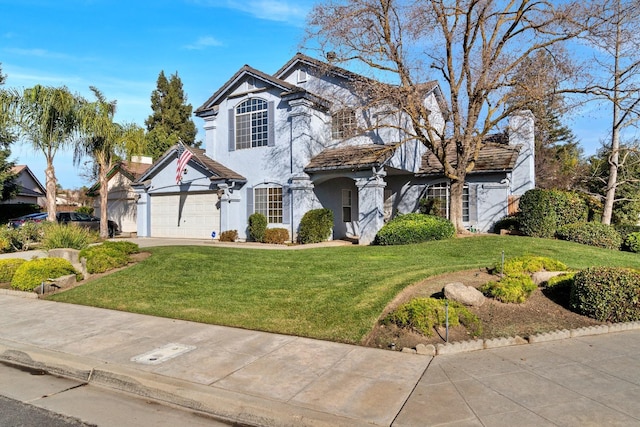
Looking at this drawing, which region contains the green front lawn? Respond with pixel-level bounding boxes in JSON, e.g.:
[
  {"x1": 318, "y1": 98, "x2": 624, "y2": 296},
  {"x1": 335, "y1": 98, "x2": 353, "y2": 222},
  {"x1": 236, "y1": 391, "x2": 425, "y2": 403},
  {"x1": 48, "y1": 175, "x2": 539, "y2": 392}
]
[{"x1": 48, "y1": 236, "x2": 640, "y2": 344}]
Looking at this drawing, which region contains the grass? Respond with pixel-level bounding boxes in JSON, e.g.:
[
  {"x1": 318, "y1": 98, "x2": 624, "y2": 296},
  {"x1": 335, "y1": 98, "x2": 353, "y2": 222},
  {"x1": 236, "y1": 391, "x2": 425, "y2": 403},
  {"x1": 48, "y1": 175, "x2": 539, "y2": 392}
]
[{"x1": 47, "y1": 235, "x2": 640, "y2": 344}]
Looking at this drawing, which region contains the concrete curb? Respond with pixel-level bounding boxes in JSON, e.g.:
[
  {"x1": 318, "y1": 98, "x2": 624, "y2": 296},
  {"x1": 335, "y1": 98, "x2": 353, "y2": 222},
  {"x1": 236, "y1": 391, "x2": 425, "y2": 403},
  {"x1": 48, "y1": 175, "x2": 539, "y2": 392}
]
[
  {"x1": 0, "y1": 340, "x2": 375, "y2": 427},
  {"x1": 0, "y1": 289, "x2": 38, "y2": 299}
]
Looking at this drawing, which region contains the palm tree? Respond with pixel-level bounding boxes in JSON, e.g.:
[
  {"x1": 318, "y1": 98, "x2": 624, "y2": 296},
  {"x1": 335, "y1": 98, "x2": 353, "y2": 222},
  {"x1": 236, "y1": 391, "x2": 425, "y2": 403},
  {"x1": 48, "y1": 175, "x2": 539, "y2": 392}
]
[
  {"x1": 76, "y1": 87, "x2": 145, "y2": 238},
  {"x1": 8, "y1": 85, "x2": 81, "y2": 221}
]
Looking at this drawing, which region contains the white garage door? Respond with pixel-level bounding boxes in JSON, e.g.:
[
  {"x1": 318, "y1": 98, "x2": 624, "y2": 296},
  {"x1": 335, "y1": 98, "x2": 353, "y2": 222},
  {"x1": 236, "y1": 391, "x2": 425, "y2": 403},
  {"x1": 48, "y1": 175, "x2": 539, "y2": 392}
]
[{"x1": 150, "y1": 193, "x2": 219, "y2": 238}]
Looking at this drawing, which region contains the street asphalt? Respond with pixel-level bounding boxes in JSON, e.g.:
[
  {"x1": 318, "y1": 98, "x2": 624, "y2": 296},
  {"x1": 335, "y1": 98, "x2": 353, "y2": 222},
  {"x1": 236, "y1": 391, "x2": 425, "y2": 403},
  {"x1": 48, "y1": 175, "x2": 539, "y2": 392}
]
[{"x1": 1, "y1": 238, "x2": 639, "y2": 426}]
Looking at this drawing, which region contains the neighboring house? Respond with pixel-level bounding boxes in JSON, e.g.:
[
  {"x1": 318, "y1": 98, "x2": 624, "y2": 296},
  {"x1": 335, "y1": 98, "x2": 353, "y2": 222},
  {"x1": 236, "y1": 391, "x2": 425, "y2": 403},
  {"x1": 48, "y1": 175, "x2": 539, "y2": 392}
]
[
  {"x1": 1, "y1": 165, "x2": 46, "y2": 206},
  {"x1": 88, "y1": 156, "x2": 153, "y2": 234},
  {"x1": 133, "y1": 53, "x2": 534, "y2": 244}
]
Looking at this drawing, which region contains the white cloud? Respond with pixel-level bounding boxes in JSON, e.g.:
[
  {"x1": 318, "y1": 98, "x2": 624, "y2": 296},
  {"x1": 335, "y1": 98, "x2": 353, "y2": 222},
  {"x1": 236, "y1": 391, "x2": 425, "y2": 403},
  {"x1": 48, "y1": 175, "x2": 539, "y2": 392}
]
[
  {"x1": 184, "y1": 36, "x2": 224, "y2": 50},
  {"x1": 4, "y1": 47, "x2": 82, "y2": 61},
  {"x1": 191, "y1": 0, "x2": 312, "y2": 25}
]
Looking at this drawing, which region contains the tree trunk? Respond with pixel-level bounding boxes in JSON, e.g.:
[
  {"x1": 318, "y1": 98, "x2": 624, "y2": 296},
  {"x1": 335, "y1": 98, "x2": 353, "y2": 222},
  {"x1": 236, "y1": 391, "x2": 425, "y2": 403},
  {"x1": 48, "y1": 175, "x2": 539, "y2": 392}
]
[
  {"x1": 99, "y1": 164, "x2": 109, "y2": 238},
  {"x1": 449, "y1": 179, "x2": 465, "y2": 233},
  {"x1": 45, "y1": 160, "x2": 57, "y2": 222}
]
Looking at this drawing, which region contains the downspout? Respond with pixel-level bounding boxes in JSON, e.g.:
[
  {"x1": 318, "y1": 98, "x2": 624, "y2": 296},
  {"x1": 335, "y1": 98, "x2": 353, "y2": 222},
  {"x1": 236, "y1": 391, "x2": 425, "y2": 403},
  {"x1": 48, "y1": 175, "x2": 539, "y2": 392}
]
[{"x1": 289, "y1": 116, "x2": 294, "y2": 242}]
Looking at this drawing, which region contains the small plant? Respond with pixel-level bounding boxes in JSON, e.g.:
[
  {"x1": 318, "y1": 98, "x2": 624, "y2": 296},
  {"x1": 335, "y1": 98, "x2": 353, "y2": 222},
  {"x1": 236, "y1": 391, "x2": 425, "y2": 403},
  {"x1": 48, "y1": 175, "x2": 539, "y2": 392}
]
[
  {"x1": 493, "y1": 213, "x2": 521, "y2": 233},
  {"x1": 0, "y1": 221, "x2": 46, "y2": 252},
  {"x1": 492, "y1": 255, "x2": 568, "y2": 277},
  {"x1": 480, "y1": 274, "x2": 537, "y2": 303},
  {"x1": 382, "y1": 297, "x2": 482, "y2": 337},
  {"x1": 297, "y1": 209, "x2": 334, "y2": 244},
  {"x1": 248, "y1": 213, "x2": 267, "y2": 243},
  {"x1": 11, "y1": 258, "x2": 78, "y2": 292},
  {"x1": 264, "y1": 228, "x2": 289, "y2": 244},
  {"x1": 556, "y1": 222, "x2": 622, "y2": 250},
  {"x1": 375, "y1": 213, "x2": 455, "y2": 245},
  {"x1": 101, "y1": 240, "x2": 139, "y2": 255},
  {"x1": 79, "y1": 244, "x2": 130, "y2": 274},
  {"x1": 41, "y1": 223, "x2": 98, "y2": 250},
  {"x1": 623, "y1": 232, "x2": 640, "y2": 253},
  {"x1": 570, "y1": 267, "x2": 640, "y2": 322},
  {"x1": 219, "y1": 230, "x2": 238, "y2": 242},
  {"x1": 0, "y1": 259, "x2": 26, "y2": 282}
]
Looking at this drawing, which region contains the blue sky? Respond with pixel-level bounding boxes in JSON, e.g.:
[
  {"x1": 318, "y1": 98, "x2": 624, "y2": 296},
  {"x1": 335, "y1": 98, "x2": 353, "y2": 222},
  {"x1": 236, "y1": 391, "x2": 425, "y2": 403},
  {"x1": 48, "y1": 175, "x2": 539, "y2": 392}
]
[{"x1": 1, "y1": 0, "x2": 611, "y2": 189}]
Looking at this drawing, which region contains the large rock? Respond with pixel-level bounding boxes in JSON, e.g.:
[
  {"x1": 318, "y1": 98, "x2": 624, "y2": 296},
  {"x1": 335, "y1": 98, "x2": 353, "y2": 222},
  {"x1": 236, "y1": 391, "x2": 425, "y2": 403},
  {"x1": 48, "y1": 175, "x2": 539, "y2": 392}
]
[
  {"x1": 443, "y1": 282, "x2": 486, "y2": 307},
  {"x1": 532, "y1": 271, "x2": 569, "y2": 285}
]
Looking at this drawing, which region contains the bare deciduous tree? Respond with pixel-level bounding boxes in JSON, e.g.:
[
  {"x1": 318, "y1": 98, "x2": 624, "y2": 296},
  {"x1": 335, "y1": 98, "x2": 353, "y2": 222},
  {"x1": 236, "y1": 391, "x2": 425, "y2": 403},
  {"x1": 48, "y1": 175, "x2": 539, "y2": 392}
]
[{"x1": 306, "y1": 0, "x2": 588, "y2": 231}]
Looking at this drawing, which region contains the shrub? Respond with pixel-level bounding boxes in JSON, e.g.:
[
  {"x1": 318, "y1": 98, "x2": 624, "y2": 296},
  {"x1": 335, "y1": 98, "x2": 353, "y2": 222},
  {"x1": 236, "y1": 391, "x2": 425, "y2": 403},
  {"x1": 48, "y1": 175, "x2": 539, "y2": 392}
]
[
  {"x1": 75, "y1": 206, "x2": 94, "y2": 215},
  {"x1": 0, "y1": 221, "x2": 46, "y2": 252},
  {"x1": 79, "y1": 244, "x2": 131, "y2": 274},
  {"x1": 616, "y1": 225, "x2": 640, "y2": 246},
  {"x1": 264, "y1": 228, "x2": 289, "y2": 244},
  {"x1": 556, "y1": 222, "x2": 622, "y2": 250},
  {"x1": 41, "y1": 223, "x2": 97, "y2": 250},
  {"x1": 492, "y1": 255, "x2": 568, "y2": 277},
  {"x1": 11, "y1": 258, "x2": 78, "y2": 291},
  {"x1": 623, "y1": 232, "x2": 640, "y2": 253},
  {"x1": 518, "y1": 189, "x2": 588, "y2": 238},
  {"x1": 248, "y1": 213, "x2": 267, "y2": 243},
  {"x1": 493, "y1": 213, "x2": 521, "y2": 233},
  {"x1": 0, "y1": 259, "x2": 26, "y2": 282},
  {"x1": 382, "y1": 297, "x2": 482, "y2": 337},
  {"x1": 480, "y1": 274, "x2": 537, "y2": 303},
  {"x1": 297, "y1": 209, "x2": 334, "y2": 244},
  {"x1": 375, "y1": 213, "x2": 455, "y2": 245},
  {"x1": 101, "y1": 240, "x2": 139, "y2": 255},
  {"x1": 219, "y1": 230, "x2": 238, "y2": 242},
  {"x1": 570, "y1": 267, "x2": 640, "y2": 322}
]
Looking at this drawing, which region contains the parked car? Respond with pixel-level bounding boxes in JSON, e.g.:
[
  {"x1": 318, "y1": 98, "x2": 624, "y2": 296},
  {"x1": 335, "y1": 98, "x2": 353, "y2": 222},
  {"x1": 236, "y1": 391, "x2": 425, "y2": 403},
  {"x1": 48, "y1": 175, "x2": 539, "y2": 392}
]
[
  {"x1": 56, "y1": 212, "x2": 119, "y2": 238},
  {"x1": 7, "y1": 212, "x2": 48, "y2": 228}
]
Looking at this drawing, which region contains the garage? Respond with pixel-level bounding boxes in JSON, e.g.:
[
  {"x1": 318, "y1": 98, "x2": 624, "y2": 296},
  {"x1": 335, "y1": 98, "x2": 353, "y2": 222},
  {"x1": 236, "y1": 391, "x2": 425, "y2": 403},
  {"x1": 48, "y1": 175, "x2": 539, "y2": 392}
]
[{"x1": 150, "y1": 192, "x2": 219, "y2": 238}]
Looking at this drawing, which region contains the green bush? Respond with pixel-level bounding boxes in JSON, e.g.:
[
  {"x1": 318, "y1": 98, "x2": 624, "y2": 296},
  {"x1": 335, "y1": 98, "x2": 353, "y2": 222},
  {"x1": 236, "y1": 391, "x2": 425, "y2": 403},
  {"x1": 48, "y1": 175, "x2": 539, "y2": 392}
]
[
  {"x1": 41, "y1": 223, "x2": 98, "y2": 250},
  {"x1": 375, "y1": 213, "x2": 455, "y2": 245},
  {"x1": 264, "y1": 228, "x2": 289, "y2": 244},
  {"x1": 0, "y1": 221, "x2": 46, "y2": 252},
  {"x1": 79, "y1": 244, "x2": 130, "y2": 274},
  {"x1": 382, "y1": 297, "x2": 482, "y2": 337},
  {"x1": 615, "y1": 225, "x2": 640, "y2": 246},
  {"x1": 11, "y1": 258, "x2": 78, "y2": 291},
  {"x1": 75, "y1": 206, "x2": 94, "y2": 215},
  {"x1": 492, "y1": 255, "x2": 568, "y2": 277},
  {"x1": 570, "y1": 267, "x2": 640, "y2": 322},
  {"x1": 219, "y1": 230, "x2": 238, "y2": 242},
  {"x1": 248, "y1": 213, "x2": 267, "y2": 243},
  {"x1": 493, "y1": 213, "x2": 521, "y2": 233},
  {"x1": 101, "y1": 240, "x2": 139, "y2": 255},
  {"x1": 556, "y1": 222, "x2": 622, "y2": 250},
  {"x1": 480, "y1": 274, "x2": 537, "y2": 303},
  {"x1": 519, "y1": 189, "x2": 588, "y2": 238},
  {"x1": 297, "y1": 209, "x2": 334, "y2": 244},
  {"x1": 623, "y1": 232, "x2": 640, "y2": 253},
  {"x1": 0, "y1": 259, "x2": 26, "y2": 282}
]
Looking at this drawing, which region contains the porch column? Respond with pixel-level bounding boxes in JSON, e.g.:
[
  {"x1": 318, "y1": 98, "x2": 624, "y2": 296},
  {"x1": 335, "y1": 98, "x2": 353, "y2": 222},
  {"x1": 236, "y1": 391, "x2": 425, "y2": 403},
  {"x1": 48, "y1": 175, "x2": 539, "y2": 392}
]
[
  {"x1": 356, "y1": 168, "x2": 387, "y2": 245},
  {"x1": 289, "y1": 172, "x2": 316, "y2": 242},
  {"x1": 133, "y1": 189, "x2": 150, "y2": 237},
  {"x1": 218, "y1": 183, "x2": 242, "y2": 237}
]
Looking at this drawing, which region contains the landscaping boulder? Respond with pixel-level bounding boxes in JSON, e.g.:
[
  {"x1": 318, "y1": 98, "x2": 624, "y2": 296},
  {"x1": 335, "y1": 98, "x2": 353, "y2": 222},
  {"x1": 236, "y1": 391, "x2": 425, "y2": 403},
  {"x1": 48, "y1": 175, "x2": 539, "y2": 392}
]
[
  {"x1": 443, "y1": 282, "x2": 486, "y2": 307},
  {"x1": 532, "y1": 271, "x2": 568, "y2": 286}
]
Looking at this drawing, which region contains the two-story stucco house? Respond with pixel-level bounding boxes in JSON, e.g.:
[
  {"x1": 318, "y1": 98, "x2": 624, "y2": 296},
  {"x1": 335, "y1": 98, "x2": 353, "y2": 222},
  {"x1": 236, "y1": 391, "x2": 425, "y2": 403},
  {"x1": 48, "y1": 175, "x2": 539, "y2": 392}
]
[{"x1": 133, "y1": 53, "x2": 534, "y2": 244}]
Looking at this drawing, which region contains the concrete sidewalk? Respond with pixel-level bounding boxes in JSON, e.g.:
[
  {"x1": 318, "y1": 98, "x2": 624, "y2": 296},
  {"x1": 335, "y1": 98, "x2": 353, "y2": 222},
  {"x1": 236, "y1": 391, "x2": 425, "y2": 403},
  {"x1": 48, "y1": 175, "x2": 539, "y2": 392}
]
[{"x1": 1, "y1": 294, "x2": 639, "y2": 426}]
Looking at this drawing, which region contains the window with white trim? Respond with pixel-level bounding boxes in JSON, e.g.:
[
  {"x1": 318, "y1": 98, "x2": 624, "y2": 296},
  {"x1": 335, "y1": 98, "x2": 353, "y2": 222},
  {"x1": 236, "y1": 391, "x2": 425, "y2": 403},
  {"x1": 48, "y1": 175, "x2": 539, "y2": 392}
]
[
  {"x1": 331, "y1": 109, "x2": 357, "y2": 139},
  {"x1": 255, "y1": 187, "x2": 283, "y2": 224},
  {"x1": 236, "y1": 98, "x2": 268, "y2": 149},
  {"x1": 425, "y1": 182, "x2": 469, "y2": 222},
  {"x1": 342, "y1": 189, "x2": 352, "y2": 222}
]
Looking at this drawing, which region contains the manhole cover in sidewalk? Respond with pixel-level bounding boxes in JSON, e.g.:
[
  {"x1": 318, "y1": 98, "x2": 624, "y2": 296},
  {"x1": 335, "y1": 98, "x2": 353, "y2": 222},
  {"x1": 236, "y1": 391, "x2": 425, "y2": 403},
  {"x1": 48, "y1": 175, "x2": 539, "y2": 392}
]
[{"x1": 131, "y1": 343, "x2": 196, "y2": 365}]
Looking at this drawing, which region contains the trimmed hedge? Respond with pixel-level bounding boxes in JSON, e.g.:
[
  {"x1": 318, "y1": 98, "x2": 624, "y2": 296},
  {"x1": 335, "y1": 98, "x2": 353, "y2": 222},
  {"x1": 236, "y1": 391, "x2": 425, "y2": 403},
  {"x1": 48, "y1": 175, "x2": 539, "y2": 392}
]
[
  {"x1": 248, "y1": 213, "x2": 267, "y2": 243},
  {"x1": 570, "y1": 267, "x2": 640, "y2": 322},
  {"x1": 375, "y1": 213, "x2": 455, "y2": 245},
  {"x1": 11, "y1": 258, "x2": 78, "y2": 291},
  {"x1": 0, "y1": 259, "x2": 26, "y2": 282},
  {"x1": 298, "y1": 209, "x2": 334, "y2": 244},
  {"x1": 219, "y1": 230, "x2": 238, "y2": 242},
  {"x1": 264, "y1": 228, "x2": 289, "y2": 244},
  {"x1": 79, "y1": 244, "x2": 131, "y2": 274},
  {"x1": 101, "y1": 240, "x2": 139, "y2": 255},
  {"x1": 623, "y1": 232, "x2": 640, "y2": 253},
  {"x1": 518, "y1": 189, "x2": 588, "y2": 238},
  {"x1": 556, "y1": 222, "x2": 622, "y2": 250},
  {"x1": 382, "y1": 297, "x2": 482, "y2": 337}
]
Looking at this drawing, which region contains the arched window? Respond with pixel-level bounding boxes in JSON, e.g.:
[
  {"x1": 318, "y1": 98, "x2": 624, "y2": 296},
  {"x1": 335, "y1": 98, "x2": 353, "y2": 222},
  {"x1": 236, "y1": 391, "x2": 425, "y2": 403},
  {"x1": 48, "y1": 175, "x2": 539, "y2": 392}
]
[
  {"x1": 331, "y1": 109, "x2": 357, "y2": 139},
  {"x1": 235, "y1": 98, "x2": 268, "y2": 149},
  {"x1": 254, "y1": 185, "x2": 283, "y2": 224}
]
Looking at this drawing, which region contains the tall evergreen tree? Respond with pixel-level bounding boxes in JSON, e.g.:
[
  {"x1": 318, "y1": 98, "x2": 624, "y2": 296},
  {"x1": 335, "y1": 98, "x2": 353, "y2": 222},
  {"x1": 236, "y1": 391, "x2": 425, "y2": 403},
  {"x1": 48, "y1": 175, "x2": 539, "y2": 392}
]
[
  {"x1": 0, "y1": 63, "x2": 18, "y2": 202},
  {"x1": 145, "y1": 71, "x2": 198, "y2": 159}
]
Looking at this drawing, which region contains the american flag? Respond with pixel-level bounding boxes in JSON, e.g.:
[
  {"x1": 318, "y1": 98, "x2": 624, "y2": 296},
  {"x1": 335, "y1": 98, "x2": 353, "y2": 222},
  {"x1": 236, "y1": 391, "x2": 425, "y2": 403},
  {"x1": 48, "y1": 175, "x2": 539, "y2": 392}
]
[{"x1": 176, "y1": 144, "x2": 193, "y2": 184}]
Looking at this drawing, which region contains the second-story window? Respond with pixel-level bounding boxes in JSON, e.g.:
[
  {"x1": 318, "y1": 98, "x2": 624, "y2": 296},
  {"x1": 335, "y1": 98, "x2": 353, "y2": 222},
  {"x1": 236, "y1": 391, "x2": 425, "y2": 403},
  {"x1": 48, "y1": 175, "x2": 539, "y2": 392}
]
[
  {"x1": 236, "y1": 98, "x2": 268, "y2": 149},
  {"x1": 331, "y1": 109, "x2": 357, "y2": 139}
]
